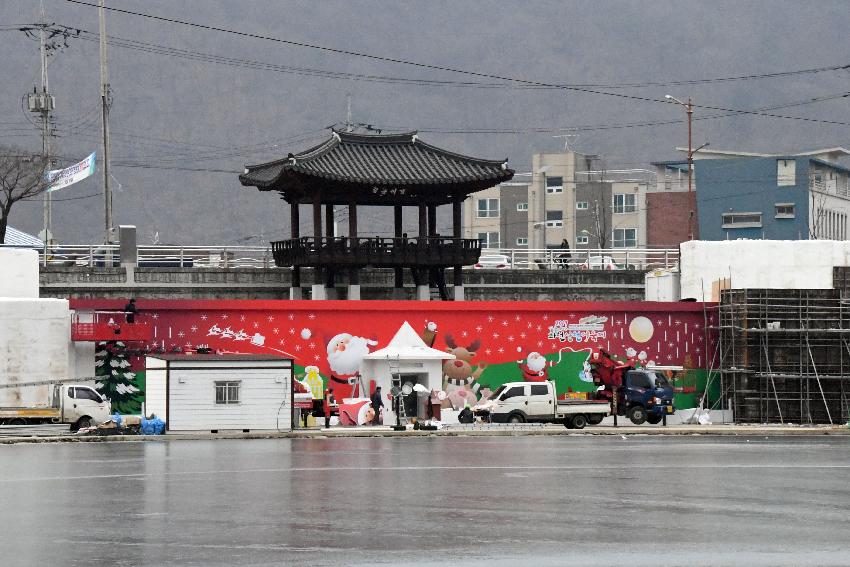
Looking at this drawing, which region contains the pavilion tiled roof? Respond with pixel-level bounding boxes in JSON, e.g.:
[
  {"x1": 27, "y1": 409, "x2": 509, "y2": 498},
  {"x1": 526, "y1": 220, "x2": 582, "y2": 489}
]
[{"x1": 239, "y1": 130, "x2": 513, "y2": 188}]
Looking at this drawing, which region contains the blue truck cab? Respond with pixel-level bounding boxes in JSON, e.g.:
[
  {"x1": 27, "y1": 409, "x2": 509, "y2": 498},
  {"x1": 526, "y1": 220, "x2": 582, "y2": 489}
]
[{"x1": 621, "y1": 369, "x2": 675, "y2": 424}]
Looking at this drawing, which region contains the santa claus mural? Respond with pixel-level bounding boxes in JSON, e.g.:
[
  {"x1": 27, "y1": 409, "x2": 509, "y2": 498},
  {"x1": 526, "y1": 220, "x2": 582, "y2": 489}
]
[
  {"x1": 326, "y1": 333, "x2": 377, "y2": 398},
  {"x1": 517, "y1": 351, "x2": 549, "y2": 382}
]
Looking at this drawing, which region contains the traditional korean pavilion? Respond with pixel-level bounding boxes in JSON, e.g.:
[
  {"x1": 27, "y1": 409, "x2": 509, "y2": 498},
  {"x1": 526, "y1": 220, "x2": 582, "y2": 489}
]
[{"x1": 239, "y1": 129, "x2": 514, "y2": 300}]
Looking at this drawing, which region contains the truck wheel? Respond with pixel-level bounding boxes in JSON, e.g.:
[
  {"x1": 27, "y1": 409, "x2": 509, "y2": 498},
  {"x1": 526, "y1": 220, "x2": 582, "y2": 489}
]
[
  {"x1": 627, "y1": 406, "x2": 647, "y2": 425},
  {"x1": 571, "y1": 415, "x2": 588, "y2": 430},
  {"x1": 563, "y1": 418, "x2": 574, "y2": 429},
  {"x1": 507, "y1": 413, "x2": 525, "y2": 424},
  {"x1": 587, "y1": 414, "x2": 604, "y2": 425},
  {"x1": 646, "y1": 414, "x2": 663, "y2": 425},
  {"x1": 7, "y1": 418, "x2": 27, "y2": 426},
  {"x1": 76, "y1": 416, "x2": 93, "y2": 430}
]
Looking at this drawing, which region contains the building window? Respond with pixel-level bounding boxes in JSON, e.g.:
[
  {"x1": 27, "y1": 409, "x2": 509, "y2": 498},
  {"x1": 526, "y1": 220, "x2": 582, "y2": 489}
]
[
  {"x1": 722, "y1": 212, "x2": 763, "y2": 228},
  {"x1": 775, "y1": 203, "x2": 795, "y2": 219},
  {"x1": 476, "y1": 198, "x2": 499, "y2": 218},
  {"x1": 613, "y1": 193, "x2": 636, "y2": 214},
  {"x1": 546, "y1": 176, "x2": 563, "y2": 193},
  {"x1": 777, "y1": 159, "x2": 796, "y2": 186},
  {"x1": 576, "y1": 201, "x2": 589, "y2": 210},
  {"x1": 516, "y1": 237, "x2": 528, "y2": 246},
  {"x1": 516, "y1": 202, "x2": 528, "y2": 212},
  {"x1": 545, "y1": 210, "x2": 563, "y2": 227},
  {"x1": 215, "y1": 381, "x2": 241, "y2": 405},
  {"x1": 576, "y1": 235, "x2": 589, "y2": 245},
  {"x1": 477, "y1": 231, "x2": 500, "y2": 249},
  {"x1": 612, "y1": 228, "x2": 637, "y2": 248}
]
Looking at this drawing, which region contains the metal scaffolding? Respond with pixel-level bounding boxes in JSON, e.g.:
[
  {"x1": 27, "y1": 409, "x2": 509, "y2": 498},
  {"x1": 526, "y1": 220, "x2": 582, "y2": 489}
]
[{"x1": 717, "y1": 289, "x2": 850, "y2": 424}]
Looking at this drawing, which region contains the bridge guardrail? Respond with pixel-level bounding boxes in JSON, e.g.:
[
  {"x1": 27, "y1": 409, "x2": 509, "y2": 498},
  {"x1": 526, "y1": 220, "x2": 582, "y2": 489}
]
[{"x1": 3, "y1": 244, "x2": 679, "y2": 270}]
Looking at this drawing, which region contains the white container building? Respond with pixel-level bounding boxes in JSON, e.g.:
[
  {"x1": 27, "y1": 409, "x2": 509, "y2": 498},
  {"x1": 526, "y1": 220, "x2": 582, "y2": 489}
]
[{"x1": 144, "y1": 354, "x2": 293, "y2": 432}]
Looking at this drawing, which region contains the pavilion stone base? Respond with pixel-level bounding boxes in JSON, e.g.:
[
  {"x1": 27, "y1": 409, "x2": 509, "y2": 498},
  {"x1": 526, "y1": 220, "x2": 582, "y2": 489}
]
[
  {"x1": 347, "y1": 284, "x2": 361, "y2": 300},
  {"x1": 453, "y1": 285, "x2": 465, "y2": 301},
  {"x1": 311, "y1": 284, "x2": 326, "y2": 300},
  {"x1": 416, "y1": 285, "x2": 430, "y2": 301},
  {"x1": 289, "y1": 286, "x2": 303, "y2": 300}
]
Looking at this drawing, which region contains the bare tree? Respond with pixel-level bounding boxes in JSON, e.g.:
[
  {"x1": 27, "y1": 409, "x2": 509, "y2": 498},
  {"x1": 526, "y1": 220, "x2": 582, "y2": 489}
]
[{"x1": 0, "y1": 147, "x2": 49, "y2": 244}]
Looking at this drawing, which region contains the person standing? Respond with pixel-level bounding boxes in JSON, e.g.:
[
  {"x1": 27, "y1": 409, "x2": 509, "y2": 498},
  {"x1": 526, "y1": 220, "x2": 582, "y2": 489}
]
[
  {"x1": 123, "y1": 298, "x2": 138, "y2": 324},
  {"x1": 370, "y1": 386, "x2": 384, "y2": 425},
  {"x1": 323, "y1": 388, "x2": 335, "y2": 429}
]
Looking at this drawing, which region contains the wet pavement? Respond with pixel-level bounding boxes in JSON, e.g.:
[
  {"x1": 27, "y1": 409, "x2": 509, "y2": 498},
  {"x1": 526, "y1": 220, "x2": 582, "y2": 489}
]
[{"x1": 1, "y1": 435, "x2": 849, "y2": 566}]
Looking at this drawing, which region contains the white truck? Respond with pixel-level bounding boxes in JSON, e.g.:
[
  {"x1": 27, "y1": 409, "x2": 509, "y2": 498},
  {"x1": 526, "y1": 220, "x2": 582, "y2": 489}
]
[
  {"x1": 473, "y1": 381, "x2": 609, "y2": 429},
  {"x1": 0, "y1": 380, "x2": 112, "y2": 431}
]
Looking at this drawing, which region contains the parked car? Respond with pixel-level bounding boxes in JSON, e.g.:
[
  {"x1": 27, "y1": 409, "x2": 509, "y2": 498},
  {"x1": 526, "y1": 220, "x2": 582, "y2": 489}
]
[
  {"x1": 473, "y1": 254, "x2": 511, "y2": 269},
  {"x1": 578, "y1": 255, "x2": 620, "y2": 270}
]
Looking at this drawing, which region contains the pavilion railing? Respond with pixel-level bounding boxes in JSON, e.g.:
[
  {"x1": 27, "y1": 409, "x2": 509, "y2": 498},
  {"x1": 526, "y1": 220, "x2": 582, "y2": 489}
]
[{"x1": 271, "y1": 236, "x2": 481, "y2": 268}]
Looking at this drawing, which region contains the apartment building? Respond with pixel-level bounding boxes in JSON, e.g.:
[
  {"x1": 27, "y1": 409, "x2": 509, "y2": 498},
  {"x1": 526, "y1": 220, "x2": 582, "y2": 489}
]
[{"x1": 464, "y1": 150, "x2": 648, "y2": 252}]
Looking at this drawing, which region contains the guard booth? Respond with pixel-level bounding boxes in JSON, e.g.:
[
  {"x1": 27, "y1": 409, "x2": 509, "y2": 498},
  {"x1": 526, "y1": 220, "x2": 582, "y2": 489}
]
[
  {"x1": 144, "y1": 354, "x2": 293, "y2": 432},
  {"x1": 361, "y1": 321, "x2": 454, "y2": 426}
]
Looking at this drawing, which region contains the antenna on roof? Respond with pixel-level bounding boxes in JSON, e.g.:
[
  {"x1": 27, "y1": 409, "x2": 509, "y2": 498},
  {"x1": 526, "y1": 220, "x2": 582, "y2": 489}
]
[{"x1": 553, "y1": 134, "x2": 579, "y2": 152}]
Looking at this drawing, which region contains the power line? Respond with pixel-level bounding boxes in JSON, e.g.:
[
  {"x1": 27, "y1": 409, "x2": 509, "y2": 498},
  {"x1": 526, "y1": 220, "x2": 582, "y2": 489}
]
[
  {"x1": 44, "y1": 23, "x2": 850, "y2": 92},
  {"x1": 62, "y1": 0, "x2": 850, "y2": 128}
]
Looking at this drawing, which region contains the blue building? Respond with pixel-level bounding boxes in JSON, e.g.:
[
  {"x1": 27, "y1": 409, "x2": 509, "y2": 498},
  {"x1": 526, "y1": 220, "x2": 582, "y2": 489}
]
[{"x1": 690, "y1": 148, "x2": 850, "y2": 241}]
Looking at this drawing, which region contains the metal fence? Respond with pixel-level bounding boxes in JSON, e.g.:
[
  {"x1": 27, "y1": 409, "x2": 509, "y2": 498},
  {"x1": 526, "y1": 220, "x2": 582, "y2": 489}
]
[
  {"x1": 5, "y1": 244, "x2": 678, "y2": 270},
  {"x1": 477, "y1": 247, "x2": 679, "y2": 270}
]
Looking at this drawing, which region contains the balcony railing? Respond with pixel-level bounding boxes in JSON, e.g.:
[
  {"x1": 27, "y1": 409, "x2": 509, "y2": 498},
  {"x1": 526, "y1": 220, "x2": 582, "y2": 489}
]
[{"x1": 271, "y1": 236, "x2": 481, "y2": 268}]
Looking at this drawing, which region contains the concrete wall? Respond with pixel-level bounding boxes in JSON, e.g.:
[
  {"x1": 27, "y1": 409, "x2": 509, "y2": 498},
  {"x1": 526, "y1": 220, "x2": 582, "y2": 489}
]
[
  {"x1": 0, "y1": 298, "x2": 71, "y2": 407},
  {"x1": 69, "y1": 341, "x2": 95, "y2": 381},
  {"x1": 0, "y1": 248, "x2": 39, "y2": 298},
  {"x1": 41, "y1": 266, "x2": 647, "y2": 301},
  {"x1": 680, "y1": 240, "x2": 850, "y2": 300}
]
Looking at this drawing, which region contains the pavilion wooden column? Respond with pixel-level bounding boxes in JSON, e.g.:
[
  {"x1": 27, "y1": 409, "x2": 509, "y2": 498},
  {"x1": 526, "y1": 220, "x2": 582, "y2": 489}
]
[
  {"x1": 325, "y1": 205, "x2": 335, "y2": 293},
  {"x1": 452, "y1": 197, "x2": 464, "y2": 300},
  {"x1": 427, "y1": 204, "x2": 437, "y2": 236},
  {"x1": 311, "y1": 196, "x2": 324, "y2": 300},
  {"x1": 348, "y1": 202, "x2": 360, "y2": 299},
  {"x1": 290, "y1": 202, "x2": 301, "y2": 299},
  {"x1": 393, "y1": 205, "x2": 403, "y2": 294},
  {"x1": 417, "y1": 203, "x2": 429, "y2": 300}
]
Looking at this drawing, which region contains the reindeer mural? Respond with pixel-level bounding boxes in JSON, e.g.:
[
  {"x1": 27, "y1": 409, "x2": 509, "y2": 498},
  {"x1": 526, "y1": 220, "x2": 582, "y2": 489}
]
[{"x1": 442, "y1": 334, "x2": 489, "y2": 409}]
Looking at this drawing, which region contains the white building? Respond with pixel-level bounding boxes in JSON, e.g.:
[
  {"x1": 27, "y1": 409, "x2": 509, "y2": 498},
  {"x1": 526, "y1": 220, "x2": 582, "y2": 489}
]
[
  {"x1": 0, "y1": 248, "x2": 93, "y2": 407},
  {"x1": 144, "y1": 354, "x2": 293, "y2": 432}
]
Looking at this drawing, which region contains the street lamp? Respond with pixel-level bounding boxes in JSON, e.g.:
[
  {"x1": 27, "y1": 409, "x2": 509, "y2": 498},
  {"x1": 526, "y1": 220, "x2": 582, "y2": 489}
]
[
  {"x1": 664, "y1": 95, "x2": 694, "y2": 193},
  {"x1": 665, "y1": 95, "x2": 709, "y2": 240}
]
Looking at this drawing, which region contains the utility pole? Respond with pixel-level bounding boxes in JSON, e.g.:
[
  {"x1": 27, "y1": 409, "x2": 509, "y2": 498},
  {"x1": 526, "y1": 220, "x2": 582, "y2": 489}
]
[
  {"x1": 665, "y1": 95, "x2": 708, "y2": 241},
  {"x1": 99, "y1": 0, "x2": 113, "y2": 244},
  {"x1": 33, "y1": 2, "x2": 55, "y2": 247}
]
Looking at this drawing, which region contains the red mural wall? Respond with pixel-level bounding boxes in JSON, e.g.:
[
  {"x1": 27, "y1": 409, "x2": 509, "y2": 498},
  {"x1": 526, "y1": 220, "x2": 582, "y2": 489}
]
[{"x1": 71, "y1": 299, "x2": 718, "y2": 407}]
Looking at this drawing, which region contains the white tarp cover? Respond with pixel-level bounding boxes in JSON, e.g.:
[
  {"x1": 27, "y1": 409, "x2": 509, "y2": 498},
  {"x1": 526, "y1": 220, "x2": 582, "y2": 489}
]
[{"x1": 680, "y1": 240, "x2": 850, "y2": 300}]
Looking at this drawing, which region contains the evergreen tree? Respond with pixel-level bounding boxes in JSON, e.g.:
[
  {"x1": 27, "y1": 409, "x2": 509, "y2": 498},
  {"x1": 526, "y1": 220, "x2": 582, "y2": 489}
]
[{"x1": 95, "y1": 341, "x2": 140, "y2": 414}]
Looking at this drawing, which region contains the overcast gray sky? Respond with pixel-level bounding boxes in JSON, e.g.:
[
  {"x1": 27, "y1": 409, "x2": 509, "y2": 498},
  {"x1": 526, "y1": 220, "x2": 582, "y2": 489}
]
[{"x1": 3, "y1": 0, "x2": 850, "y2": 244}]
